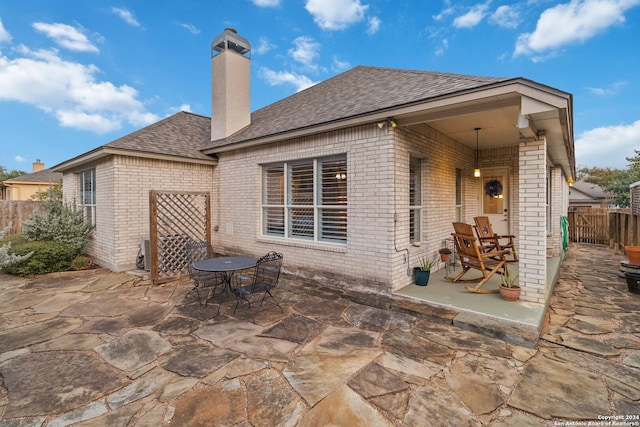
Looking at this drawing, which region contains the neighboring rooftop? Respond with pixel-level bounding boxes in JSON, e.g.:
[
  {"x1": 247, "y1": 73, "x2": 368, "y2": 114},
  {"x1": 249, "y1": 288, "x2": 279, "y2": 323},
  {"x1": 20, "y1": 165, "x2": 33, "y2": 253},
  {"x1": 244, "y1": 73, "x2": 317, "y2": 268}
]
[{"x1": 2, "y1": 168, "x2": 62, "y2": 184}]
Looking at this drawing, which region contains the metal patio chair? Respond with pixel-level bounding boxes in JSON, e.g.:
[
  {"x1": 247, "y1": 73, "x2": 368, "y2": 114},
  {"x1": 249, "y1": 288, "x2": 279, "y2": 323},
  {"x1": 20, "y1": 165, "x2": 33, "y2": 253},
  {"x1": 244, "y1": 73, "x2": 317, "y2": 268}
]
[
  {"x1": 233, "y1": 251, "x2": 283, "y2": 314},
  {"x1": 185, "y1": 241, "x2": 225, "y2": 305},
  {"x1": 446, "y1": 222, "x2": 510, "y2": 294}
]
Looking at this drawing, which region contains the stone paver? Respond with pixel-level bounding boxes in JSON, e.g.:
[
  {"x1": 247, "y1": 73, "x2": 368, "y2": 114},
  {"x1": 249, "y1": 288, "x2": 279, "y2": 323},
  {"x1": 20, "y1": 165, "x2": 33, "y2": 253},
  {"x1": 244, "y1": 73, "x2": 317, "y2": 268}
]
[{"x1": 0, "y1": 243, "x2": 639, "y2": 426}]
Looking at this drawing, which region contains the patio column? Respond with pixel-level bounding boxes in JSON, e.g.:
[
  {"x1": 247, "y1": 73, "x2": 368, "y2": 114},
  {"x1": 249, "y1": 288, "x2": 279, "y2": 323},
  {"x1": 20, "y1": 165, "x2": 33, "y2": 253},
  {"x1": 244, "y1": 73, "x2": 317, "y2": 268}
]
[
  {"x1": 548, "y1": 166, "x2": 564, "y2": 257},
  {"x1": 519, "y1": 136, "x2": 547, "y2": 304}
]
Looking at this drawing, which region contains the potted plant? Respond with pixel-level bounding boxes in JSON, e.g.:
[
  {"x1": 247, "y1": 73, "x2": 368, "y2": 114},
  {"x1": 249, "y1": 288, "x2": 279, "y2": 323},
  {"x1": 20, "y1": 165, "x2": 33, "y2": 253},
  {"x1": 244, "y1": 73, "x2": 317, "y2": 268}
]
[
  {"x1": 439, "y1": 247, "x2": 452, "y2": 262},
  {"x1": 499, "y1": 270, "x2": 520, "y2": 301},
  {"x1": 625, "y1": 246, "x2": 640, "y2": 265},
  {"x1": 413, "y1": 256, "x2": 435, "y2": 286}
]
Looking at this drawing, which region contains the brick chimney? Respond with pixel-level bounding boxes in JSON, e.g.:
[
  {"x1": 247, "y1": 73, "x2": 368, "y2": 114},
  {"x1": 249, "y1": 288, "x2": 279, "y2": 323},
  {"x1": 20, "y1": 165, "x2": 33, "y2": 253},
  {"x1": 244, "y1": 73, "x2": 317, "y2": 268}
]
[
  {"x1": 33, "y1": 159, "x2": 44, "y2": 172},
  {"x1": 211, "y1": 28, "x2": 251, "y2": 141}
]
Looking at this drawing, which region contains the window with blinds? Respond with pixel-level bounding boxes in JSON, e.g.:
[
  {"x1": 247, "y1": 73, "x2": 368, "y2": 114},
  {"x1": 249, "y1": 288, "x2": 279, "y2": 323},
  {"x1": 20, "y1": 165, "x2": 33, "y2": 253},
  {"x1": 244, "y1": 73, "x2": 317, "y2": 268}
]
[
  {"x1": 263, "y1": 166, "x2": 284, "y2": 236},
  {"x1": 409, "y1": 158, "x2": 421, "y2": 243},
  {"x1": 262, "y1": 155, "x2": 347, "y2": 244}
]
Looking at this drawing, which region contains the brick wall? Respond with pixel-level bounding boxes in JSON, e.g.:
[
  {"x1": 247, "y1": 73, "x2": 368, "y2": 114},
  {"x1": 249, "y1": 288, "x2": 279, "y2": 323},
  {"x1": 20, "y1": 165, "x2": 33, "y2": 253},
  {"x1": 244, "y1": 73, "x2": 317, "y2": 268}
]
[
  {"x1": 63, "y1": 156, "x2": 215, "y2": 272},
  {"x1": 518, "y1": 137, "x2": 547, "y2": 303},
  {"x1": 213, "y1": 124, "x2": 395, "y2": 294},
  {"x1": 213, "y1": 122, "x2": 523, "y2": 293}
]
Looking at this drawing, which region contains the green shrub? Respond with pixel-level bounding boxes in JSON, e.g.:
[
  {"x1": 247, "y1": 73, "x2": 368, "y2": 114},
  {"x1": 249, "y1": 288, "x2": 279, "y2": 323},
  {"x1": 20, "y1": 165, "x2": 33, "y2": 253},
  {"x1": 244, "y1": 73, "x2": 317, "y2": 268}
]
[
  {"x1": 0, "y1": 229, "x2": 32, "y2": 270},
  {"x1": 3, "y1": 240, "x2": 77, "y2": 276},
  {"x1": 0, "y1": 233, "x2": 27, "y2": 246},
  {"x1": 70, "y1": 255, "x2": 92, "y2": 270},
  {"x1": 22, "y1": 184, "x2": 94, "y2": 253}
]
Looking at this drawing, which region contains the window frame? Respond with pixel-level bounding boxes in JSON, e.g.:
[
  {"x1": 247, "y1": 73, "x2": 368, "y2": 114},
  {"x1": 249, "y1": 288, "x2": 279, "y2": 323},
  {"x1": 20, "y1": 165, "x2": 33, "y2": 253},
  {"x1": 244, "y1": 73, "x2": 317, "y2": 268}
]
[
  {"x1": 409, "y1": 157, "x2": 422, "y2": 243},
  {"x1": 262, "y1": 155, "x2": 347, "y2": 245},
  {"x1": 78, "y1": 169, "x2": 96, "y2": 227},
  {"x1": 455, "y1": 168, "x2": 462, "y2": 222}
]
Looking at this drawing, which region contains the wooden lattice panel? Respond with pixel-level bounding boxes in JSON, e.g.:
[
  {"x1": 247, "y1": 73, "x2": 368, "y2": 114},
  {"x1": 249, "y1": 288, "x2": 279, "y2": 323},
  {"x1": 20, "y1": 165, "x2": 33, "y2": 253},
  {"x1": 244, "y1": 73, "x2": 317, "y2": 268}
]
[{"x1": 149, "y1": 191, "x2": 211, "y2": 284}]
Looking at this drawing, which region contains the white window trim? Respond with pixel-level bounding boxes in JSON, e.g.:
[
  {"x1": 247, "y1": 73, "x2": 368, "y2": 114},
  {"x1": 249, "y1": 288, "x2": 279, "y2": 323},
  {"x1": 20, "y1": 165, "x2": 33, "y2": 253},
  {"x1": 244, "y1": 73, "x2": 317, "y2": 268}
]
[
  {"x1": 262, "y1": 155, "x2": 347, "y2": 245},
  {"x1": 410, "y1": 157, "x2": 422, "y2": 243},
  {"x1": 78, "y1": 169, "x2": 96, "y2": 227}
]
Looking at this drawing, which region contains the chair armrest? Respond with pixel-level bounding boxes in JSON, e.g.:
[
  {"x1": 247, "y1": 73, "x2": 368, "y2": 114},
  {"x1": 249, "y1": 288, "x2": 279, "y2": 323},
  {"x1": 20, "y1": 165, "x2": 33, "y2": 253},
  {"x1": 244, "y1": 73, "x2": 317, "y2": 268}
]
[
  {"x1": 479, "y1": 249, "x2": 510, "y2": 259},
  {"x1": 478, "y1": 236, "x2": 498, "y2": 242}
]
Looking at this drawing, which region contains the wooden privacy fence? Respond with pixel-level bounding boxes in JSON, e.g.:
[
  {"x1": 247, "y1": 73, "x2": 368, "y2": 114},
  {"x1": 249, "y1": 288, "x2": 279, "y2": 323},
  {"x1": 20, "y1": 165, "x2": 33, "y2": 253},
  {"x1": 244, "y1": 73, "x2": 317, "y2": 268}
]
[
  {"x1": 568, "y1": 207, "x2": 640, "y2": 253},
  {"x1": 567, "y1": 208, "x2": 609, "y2": 245},
  {"x1": 149, "y1": 191, "x2": 211, "y2": 284},
  {"x1": 609, "y1": 209, "x2": 640, "y2": 252},
  {"x1": 0, "y1": 200, "x2": 41, "y2": 235}
]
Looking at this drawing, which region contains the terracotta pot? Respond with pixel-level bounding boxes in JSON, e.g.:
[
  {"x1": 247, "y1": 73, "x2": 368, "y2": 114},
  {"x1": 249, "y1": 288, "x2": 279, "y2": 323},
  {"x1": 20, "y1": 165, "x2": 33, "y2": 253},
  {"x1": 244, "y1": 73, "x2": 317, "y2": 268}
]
[
  {"x1": 499, "y1": 285, "x2": 521, "y2": 302},
  {"x1": 440, "y1": 253, "x2": 451, "y2": 262},
  {"x1": 625, "y1": 246, "x2": 640, "y2": 265}
]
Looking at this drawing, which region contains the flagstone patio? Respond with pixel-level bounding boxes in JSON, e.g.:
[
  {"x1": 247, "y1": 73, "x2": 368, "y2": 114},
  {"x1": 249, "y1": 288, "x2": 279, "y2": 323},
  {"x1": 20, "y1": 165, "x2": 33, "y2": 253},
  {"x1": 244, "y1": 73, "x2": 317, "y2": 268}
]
[{"x1": 0, "y1": 243, "x2": 638, "y2": 426}]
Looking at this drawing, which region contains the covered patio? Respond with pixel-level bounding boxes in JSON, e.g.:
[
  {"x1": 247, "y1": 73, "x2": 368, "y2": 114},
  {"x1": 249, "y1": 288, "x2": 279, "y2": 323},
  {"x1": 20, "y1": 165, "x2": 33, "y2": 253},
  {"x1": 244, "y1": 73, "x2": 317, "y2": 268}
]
[{"x1": 395, "y1": 254, "x2": 563, "y2": 346}]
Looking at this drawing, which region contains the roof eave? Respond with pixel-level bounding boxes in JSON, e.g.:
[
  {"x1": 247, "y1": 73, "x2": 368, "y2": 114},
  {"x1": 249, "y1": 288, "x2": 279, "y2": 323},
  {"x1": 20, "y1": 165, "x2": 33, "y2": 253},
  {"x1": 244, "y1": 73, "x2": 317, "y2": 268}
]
[
  {"x1": 204, "y1": 77, "x2": 573, "y2": 155},
  {"x1": 52, "y1": 147, "x2": 218, "y2": 172}
]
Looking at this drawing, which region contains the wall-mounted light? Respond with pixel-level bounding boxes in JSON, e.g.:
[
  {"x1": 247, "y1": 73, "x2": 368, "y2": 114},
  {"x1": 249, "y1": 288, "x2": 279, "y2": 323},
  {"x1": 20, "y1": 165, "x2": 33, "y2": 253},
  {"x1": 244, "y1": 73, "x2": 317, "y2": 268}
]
[
  {"x1": 377, "y1": 122, "x2": 385, "y2": 129},
  {"x1": 568, "y1": 177, "x2": 574, "y2": 186},
  {"x1": 389, "y1": 119, "x2": 397, "y2": 129},
  {"x1": 474, "y1": 127, "x2": 481, "y2": 178},
  {"x1": 335, "y1": 173, "x2": 346, "y2": 180}
]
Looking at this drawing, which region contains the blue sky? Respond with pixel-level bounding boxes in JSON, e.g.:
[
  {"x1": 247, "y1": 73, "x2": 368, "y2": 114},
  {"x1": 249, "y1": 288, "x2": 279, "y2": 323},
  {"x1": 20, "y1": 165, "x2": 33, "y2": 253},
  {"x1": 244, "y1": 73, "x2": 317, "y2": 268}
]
[{"x1": 1, "y1": 0, "x2": 639, "y2": 173}]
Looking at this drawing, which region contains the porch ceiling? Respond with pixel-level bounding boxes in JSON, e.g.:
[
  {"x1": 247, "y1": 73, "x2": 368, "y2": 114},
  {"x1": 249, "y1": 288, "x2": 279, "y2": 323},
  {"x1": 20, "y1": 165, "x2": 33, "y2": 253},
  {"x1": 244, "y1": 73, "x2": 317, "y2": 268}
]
[{"x1": 400, "y1": 87, "x2": 574, "y2": 179}]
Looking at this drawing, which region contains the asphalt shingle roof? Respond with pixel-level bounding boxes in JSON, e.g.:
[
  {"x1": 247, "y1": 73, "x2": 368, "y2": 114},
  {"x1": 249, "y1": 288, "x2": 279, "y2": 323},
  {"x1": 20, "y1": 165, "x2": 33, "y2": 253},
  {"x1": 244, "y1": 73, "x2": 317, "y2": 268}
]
[
  {"x1": 105, "y1": 111, "x2": 212, "y2": 161},
  {"x1": 571, "y1": 179, "x2": 609, "y2": 199},
  {"x1": 207, "y1": 66, "x2": 510, "y2": 149},
  {"x1": 3, "y1": 168, "x2": 62, "y2": 184}
]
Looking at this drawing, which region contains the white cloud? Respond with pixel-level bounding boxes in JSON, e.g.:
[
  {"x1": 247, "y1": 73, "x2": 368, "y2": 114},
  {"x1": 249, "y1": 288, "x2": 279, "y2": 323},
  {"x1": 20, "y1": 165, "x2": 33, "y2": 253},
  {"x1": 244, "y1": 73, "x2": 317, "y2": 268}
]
[
  {"x1": 367, "y1": 16, "x2": 381, "y2": 34},
  {"x1": 178, "y1": 22, "x2": 200, "y2": 34},
  {"x1": 514, "y1": 0, "x2": 640, "y2": 58},
  {"x1": 0, "y1": 45, "x2": 158, "y2": 133},
  {"x1": 0, "y1": 18, "x2": 12, "y2": 43},
  {"x1": 56, "y1": 110, "x2": 121, "y2": 133},
  {"x1": 261, "y1": 67, "x2": 317, "y2": 92},
  {"x1": 251, "y1": 0, "x2": 281, "y2": 6},
  {"x1": 305, "y1": 0, "x2": 369, "y2": 30},
  {"x1": 255, "y1": 37, "x2": 276, "y2": 55},
  {"x1": 453, "y1": 2, "x2": 491, "y2": 28},
  {"x1": 111, "y1": 7, "x2": 141, "y2": 27},
  {"x1": 435, "y1": 38, "x2": 449, "y2": 56},
  {"x1": 32, "y1": 22, "x2": 98, "y2": 52},
  {"x1": 490, "y1": 5, "x2": 520, "y2": 29},
  {"x1": 427, "y1": 27, "x2": 449, "y2": 56},
  {"x1": 433, "y1": 4, "x2": 456, "y2": 21},
  {"x1": 289, "y1": 36, "x2": 320, "y2": 68},
  {"x1": 576, "y1": 119, "x2": 640, "y2": 168},
  {"x1": 14, "y1": 155, "x2": 26, "y2": 163},
  {"x1": 587, "y1": 80, "x2": 627, "y2": 95},
  {"x1": 332, "y1": 56, "x2": 350, "y2": 72},
  {"x1": 166, "y1": 103, "x2": 192, "y2": 115}
]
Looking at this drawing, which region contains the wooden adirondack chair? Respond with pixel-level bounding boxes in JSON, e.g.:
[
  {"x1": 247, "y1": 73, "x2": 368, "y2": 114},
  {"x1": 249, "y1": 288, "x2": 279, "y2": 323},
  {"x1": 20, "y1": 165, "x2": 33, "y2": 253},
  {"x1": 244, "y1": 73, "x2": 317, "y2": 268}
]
[
  {"x1": 473, "y1": 216, "x2": 518, "y2": 262},
  {"x1": 446, "y1": 222, "x2": 510, "y2": 294}
]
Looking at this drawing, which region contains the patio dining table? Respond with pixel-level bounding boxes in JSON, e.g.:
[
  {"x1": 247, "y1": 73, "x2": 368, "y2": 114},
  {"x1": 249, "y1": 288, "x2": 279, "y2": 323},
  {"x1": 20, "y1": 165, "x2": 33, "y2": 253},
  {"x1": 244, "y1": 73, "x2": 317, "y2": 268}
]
[{"x1": 192, "y1": 256, "x2": 257, "y2": 308}]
